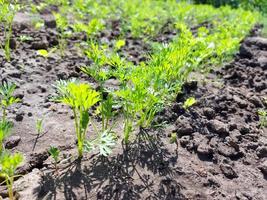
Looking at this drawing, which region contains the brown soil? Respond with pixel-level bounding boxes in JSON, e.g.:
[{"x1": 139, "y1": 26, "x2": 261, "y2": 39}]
[{"x1": 0, "y1": 11, "x2": 266, "y2": 200}]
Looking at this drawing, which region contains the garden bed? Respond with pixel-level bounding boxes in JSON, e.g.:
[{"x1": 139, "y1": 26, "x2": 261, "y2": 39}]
[{"x1": 0, "y1": 1, "x2": 266, "y2": 200}]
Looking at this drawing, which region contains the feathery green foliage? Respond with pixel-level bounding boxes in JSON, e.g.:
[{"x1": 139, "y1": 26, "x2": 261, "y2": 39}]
[
  {"x1": 0, "y1": 82, "x2": 20, "y2": 122},
  {"x1": 54, "y1": 80, "x2": 116, "y2": 158},
  {"x1": 0, "y1": 151, "x2": 23, "y2": 200}
]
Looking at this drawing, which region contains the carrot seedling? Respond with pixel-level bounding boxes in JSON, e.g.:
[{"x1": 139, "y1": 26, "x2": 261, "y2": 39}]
[
  {"x1": 0, "y1": 82, "x2": 20, "y2": 122},
  {"x1": 0, "y1": 151, "x2": 24, "y2": 200},
  {"x1": 54, "y1": 79, "x2": 116, "y2": 158},
  {"x1": 54, "y1": 80, "x2": 100, "y2": 158}
]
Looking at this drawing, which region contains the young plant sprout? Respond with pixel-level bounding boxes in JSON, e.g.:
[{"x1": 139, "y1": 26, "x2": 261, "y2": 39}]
[
  {"x1": 54, "y1": 79, "x2": 116, "y2": 158},
  {"x1": 258, "y1": 109, "x2": 267, "y2": 128},
  {"x1": 0, "y1": 82, "x2": 20, "y2": 122},
  {"x1": 183, "y1": 97, "x2": 196, "y2": 110},
  {"x1": 48, "y1": 146, "x2": 60, "y2": 172},
  {"x1": 0, "y1": 151, "x2": 24, "y2": 200},
  {"x1": 170, "y1": 132, "x2": 178, "y2": 150},
  {"x1": 95, "y1": 95, "x2": 115, "y2": 131},
  {"x1": 0, "y1": 120, "x2": 12, "y2": 153},
  {"x1": 36, "y1": 118, "x2": 43, "y2": 135},
  {"x1": 32, "y1": 118, "x2": 45, "y2": 151},
  {"x1": 114, "y1": 39, "x2": 126, "y2": 51}
]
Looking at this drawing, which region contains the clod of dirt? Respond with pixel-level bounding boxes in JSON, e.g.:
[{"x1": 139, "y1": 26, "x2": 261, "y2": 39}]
[
  {"x1": 259, "y1": 160, "x2": 267, "y2": 176},
  {"x1": 196, "y1": 142, "x2": 213, "y2": 157},
  {"x1": 207, "y1": 119, "x2": 229, "y2": 137},
  {"x1": 42, "y1": 14, "x2": 56, "y2": 29},
  {"x1": 9, "y1": 38, "x2": 17, "y2": 49},
  {"x1": 175, "y1": 117, "x2": 194, "y2": 136},
  {"x1": 5, "y1": 135, "x2": 21, "y2": 149},
  {"x1": 256, "y1": 146, "x2": 267, "y2": 158},
  {"x1": 31, "y1": 39, "x2": 49, "y2": 50},
  {"x1": 219, "y1": 163, "x2": 238, "y2": 179},
  {"x1": 14, "y1": 169, "x2": 43, "y2": 200},
  {"x1": 15, "y1": 112, "x2": 24, "y2": 122},
  {"x1": 203, "y1": 107, "x2": 215, "y2": 119}
]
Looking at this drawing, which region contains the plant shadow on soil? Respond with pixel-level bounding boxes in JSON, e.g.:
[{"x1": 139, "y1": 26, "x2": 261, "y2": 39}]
[{"x1": 33, "y1": 130, "x2": 182, "y2": 200}]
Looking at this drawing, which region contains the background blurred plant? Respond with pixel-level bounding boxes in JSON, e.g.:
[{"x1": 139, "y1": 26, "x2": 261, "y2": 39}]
[
  {"x1": 53, "y1": 12, "x2": 70, "y2": 56},
  {"x1": 0, "y1": 0, "x2": 20, "y2": 61},
  {"x1": 191, "y1": 0, "x2": 267, "y2": 12}
]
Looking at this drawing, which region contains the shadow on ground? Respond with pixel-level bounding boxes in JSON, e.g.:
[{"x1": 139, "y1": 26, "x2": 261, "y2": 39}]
[{"x1": 33, "y1": 130, "x2": 184, "y2": 200}]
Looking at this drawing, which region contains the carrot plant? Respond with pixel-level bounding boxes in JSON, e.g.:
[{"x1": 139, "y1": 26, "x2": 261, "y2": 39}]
[
  {"x1": 0, "y1": 120, "x2": 12, "y2": 153},
  {"x1": 0, "y1": 0, "x2": 19, "y2": 61},
  {"x1": 53, "y1": 12, "x2": 70, "y2": 56},
  {"x1": 0, "y1": 82, "x2": 20, "y2": 122},
  {"x1": 0, "y1": 151, "x2": 23, "y2": 200},
  {"x1": 54, "y1": 80, "x2": 116, "y2": 158},
  {"x1": 73, "y1": 18, "x2": 104, "y2": 39}
]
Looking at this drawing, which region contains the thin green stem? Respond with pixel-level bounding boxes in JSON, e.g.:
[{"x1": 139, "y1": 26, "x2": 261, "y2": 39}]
[
  {"x1": 73, "y1": 108, "x2": 83, "y2": 158},
  {"x1": 3, "y1": 107, "x2": 7, "y2": 122},
  {"x1": 7, "y1": 177, "x2": 14, "y2": 200}
]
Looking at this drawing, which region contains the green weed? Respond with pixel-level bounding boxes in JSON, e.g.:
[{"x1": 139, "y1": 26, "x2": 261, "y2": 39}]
[{"x1": 48, "y1": 146, "x2": 60, "y2": 172}]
